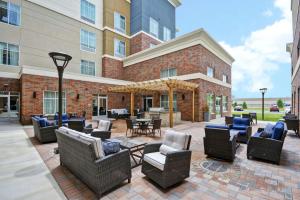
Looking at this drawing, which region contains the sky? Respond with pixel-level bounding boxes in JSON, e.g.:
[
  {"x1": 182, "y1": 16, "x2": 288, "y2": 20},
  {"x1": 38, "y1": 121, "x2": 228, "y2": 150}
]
[{"x1": 176, "y1": 0, "x2": 292, "y2": 99}]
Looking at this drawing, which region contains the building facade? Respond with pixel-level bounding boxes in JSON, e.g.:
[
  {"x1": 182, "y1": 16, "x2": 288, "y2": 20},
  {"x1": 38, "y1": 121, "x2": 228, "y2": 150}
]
[
  {"x1": 0, "y1": 0, "x2": 234, "y2": 124},
  {"x1": 288, "y1": 0, "x2": 300, "y2": 116}
]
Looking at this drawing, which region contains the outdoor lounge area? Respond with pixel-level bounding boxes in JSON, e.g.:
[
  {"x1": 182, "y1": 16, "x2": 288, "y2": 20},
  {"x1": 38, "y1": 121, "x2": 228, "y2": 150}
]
[{"x1": 12, "y1": 117, "x2": 300, "y2": 200}]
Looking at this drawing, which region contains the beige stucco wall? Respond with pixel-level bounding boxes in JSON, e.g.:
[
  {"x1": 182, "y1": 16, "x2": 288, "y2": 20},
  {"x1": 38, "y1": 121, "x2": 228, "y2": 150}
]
[{"x1": 0, "y1": 0, "x2": 103, "y2": 77}]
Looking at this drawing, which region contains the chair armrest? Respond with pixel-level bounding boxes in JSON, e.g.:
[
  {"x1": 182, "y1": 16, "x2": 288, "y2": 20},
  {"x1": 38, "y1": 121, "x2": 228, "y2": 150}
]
[
  {"x1": 83, "y1": 127, "x2": 93, "y2": 134},
  {"x1": 248, "y1": 136, "x2": 283, "y2": 149},
  {"x1": 40, "y1": 126, "x2": 58, "y2": 133},
  {"x1": 91, "y1": 131, "x2": 111, "y2": 140},
  {"x1": 246, "y1": 126, "x2": 252, "y2": 138},
  {"x1": 165, "y1": 150, "x2": 192, "y2": 170},
  {"x1": 143, "y1": 143, "x2": 162, "y2": 155}
]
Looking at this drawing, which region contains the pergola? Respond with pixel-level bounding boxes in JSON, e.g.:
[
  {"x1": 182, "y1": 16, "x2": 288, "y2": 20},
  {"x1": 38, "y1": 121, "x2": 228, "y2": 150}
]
[{"x1": 108, "y1": 79, "x2": 198, "y2": 128}]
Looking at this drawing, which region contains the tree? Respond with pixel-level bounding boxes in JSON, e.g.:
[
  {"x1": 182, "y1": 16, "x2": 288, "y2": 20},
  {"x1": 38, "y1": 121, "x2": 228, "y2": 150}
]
[
  {"x1": 242, "y1": 101, "x2": 247, "y2": 109},
  {"x1": 233, "y1": 102, "x2": 238, "y2": 107},
  {"x1": 277, "y1": 99, "x2": 284, "y2": 108}
]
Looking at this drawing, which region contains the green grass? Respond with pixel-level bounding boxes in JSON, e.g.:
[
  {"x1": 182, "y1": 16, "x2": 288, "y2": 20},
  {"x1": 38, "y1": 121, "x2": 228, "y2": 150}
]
[{"x1": 232, "y1": 111, "x2": 284, "y2": 122}]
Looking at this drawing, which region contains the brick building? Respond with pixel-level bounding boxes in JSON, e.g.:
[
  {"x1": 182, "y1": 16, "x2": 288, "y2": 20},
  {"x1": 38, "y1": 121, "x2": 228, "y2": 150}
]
[{"x1": 0, "y1": 0, "x2": 234, "y2": 124}]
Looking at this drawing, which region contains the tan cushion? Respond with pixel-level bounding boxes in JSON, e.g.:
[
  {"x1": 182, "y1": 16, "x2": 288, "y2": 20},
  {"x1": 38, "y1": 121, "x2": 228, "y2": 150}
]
[
  {"x1": 143, "y1": 152, "x2": 166, "y2": 171},
  {"x1": 163, "y1": 130, "x2": 189, "y2": 150},
  {"x1": 159, "y1": 144, "x2": 178, "y2": 155},
  {"x1": 97, "y1": 120, "x2": 110, "y2": 131},
  {"x1": 79, "y1": 134, "x2": 104, "y2": 159}
]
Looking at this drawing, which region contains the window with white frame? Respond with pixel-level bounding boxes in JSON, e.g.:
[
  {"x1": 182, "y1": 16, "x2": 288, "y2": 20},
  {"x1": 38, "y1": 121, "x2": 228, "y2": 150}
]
[
  {"x1": 0, "y1": 42, "x2": 19, "y2": 66},
  {"x1": 43, "y1": 91, "x2": 66, "y2": 115},
  {"x1": 114, "y1": 39, "x2": 125, "y2": 58},
  {"x1": 114, "y1": 12, "x2": 126, "y2": 33},
  {"x1": 207, "y1": 93, "x2": 214, "y2": 113},
  {"x1": 80, "y1": 0, "x2": 95, "y2": 24},
  {"x1": 81, "y1": 60, "x2": 95, "y2": 76},
  {"x1": 160, "y1": 68, "x2": 177, "y2": 78},
  {"x1": 223, "y1": 74, "x2": 227, "y2": 83},
  {"x1": 160, "y1": 94, "x2": 177, "y2": 111},
  {"x1": 80, "y1": 29, "x2": 96, "y2": 52},
  {"x1": 0, "y1": 0, "x2": 20, "y2": 26},
  {"x1": 149, "y1": 17, "x2": 159, "y2": 38},
  {"x1": 149, "y1": 43, "x2": 156, "y2": 48},
  {"x1": 207, "y1": 67, "x2": 214, "y2": 77},
  {"x1": 163, "y1": 27, "x2": 171, "y2": 41},
  {"x1": 222, "y1": 96, "x2": 228, "y2": 112}
]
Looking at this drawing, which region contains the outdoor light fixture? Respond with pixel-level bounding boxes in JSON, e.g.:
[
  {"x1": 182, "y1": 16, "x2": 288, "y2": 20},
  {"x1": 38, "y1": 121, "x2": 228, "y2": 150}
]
[
  {"x1": 182, "y1": 94, "x2": 185, "y2": 100},
  {"x1": 49, "y1": 52, "x2": 72, "y2": 127},
  {"x1": 33, "y1": 91, "x2": 37, "y2": 98},
  {"x1": 77, "y1": 94, "x2": 80, "y2": 100},
  {"x1": 122, "y1": 96, "x2": 125, "y2": 101},
  {"x1": 259, "y1": 88, "x2": 267, "y2": 120}
]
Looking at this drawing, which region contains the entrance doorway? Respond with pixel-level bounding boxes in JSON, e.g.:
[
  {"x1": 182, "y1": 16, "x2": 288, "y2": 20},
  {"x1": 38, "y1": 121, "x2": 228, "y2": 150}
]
[
  {"x1": 143, "y1": 96, "x2": 153, "y2": 111},
  {"x1": 93, "y1": 95, "x2": 108, "y2": 117},
  {"x1": 0, "y1": 91, "x2": 19, "y2": 119},
  {"x1": 215, "y1": 96, "x2": 222, "y2": 118}
]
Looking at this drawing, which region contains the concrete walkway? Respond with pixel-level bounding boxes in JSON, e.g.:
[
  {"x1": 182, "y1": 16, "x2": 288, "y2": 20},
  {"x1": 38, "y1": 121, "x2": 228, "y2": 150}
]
[{"x1": 0, "y1": 119, "x2": 66, "y2": 200}]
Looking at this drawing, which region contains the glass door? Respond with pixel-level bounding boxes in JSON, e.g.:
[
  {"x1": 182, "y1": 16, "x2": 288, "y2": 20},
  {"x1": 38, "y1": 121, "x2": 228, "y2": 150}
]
[
  {"x1": 215, "y1": 96, "x2": 222, "y2": 118},
  {"x1": 98, "y1": 96, "x2": 107, "y2": 116},
  {"x1": 0, "y1": 96, "x2": 9, "y2": 118},
  {"x1": 92, "y1": 96, "x2": 98, "y2": 117},
  {"x1": 143, "y1": 96, "x2": 153, "y2": 111}
]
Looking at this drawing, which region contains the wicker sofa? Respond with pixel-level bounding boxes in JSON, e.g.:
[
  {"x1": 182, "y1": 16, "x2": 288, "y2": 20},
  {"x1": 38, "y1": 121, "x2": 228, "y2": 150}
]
[
  {"x1": 141, "y1": 130, "x2": 192, "y2": 189},
  {"x1": 247, "y1": 121, "x2": 287, "y2": 164},
  {"x1": 55, "y1": 128, "x2": 131, "y2": 198},
  {"x1": 229, "y1": 117, "x2": 252, "y2": 143},
  {"x1": 204, "y1": 127, "x2": 237, "y2": 161},
  {"x1": 32, "y1": 117, "x2": 58, "y2": 143}
]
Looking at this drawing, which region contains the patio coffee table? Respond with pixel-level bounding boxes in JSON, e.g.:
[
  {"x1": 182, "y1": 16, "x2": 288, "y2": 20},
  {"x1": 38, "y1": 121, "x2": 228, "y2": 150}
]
[{"x1": 107, "y1": 136, "x2": 147, "y2": 168}]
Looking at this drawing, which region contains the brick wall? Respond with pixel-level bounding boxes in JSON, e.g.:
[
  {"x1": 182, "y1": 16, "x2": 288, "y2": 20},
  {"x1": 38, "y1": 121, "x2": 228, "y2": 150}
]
[
  {"x1": 102, "y1": 57, "x2": 125, "y2": 79},
  {"x1": 0, "y1": 78, "x2": 20, "y2": 92},
  {"x1": 20, "y1": 74, "x2": 129, "y2": 124},
  {"x1": 130, "y1": 32, "x2": 161, "y2": 55}
]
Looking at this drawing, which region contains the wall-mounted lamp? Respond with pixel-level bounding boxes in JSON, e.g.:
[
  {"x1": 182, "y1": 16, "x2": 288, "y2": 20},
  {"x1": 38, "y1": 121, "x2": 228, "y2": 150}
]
[
  {"x1": 33, "y1": 91, "x2": 37, "y2": 98},
  {"x1": 77, "y1": 94, "x2": 80, "y2": 100},
  {"x1": 182, "y1": 94, "x2": 185, "y2": 100},
  {"x1": 122, "y1": 96, "x2": 125, "y2": 101}
]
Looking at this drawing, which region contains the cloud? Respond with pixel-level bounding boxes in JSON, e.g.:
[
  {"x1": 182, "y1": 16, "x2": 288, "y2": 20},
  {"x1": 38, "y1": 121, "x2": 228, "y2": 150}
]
[
  {"x1": 263, "y1": 9, "x2": 273, "y2": 17},
  {"x1": 220, "y1": 0, "x2": 292, "y2": 94}
]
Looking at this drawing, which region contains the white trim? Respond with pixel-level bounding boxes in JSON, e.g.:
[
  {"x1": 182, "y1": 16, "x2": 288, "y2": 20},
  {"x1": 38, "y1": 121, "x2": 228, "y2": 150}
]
[
  {"x1": 292, "y1": 56, "x2": 300, "y2": 82},
  {"x1": 0, "y1": 71, "x2": 20, "y2": 79},
  {"x1": 21, "y1": 65, "x2": 132, "y2": 85},
  {"x1": 103, "y1": 26, "x2": 130, "y2": 39},
  {"x1": 124, "y1": 29, "x2": 235, "y2": 67},
  {"x1": 102, "y1": 54, "x2": 124, "y2": 61},
  {"x1": 130, "y1": 31, "x2": 163, "y2": 43}
]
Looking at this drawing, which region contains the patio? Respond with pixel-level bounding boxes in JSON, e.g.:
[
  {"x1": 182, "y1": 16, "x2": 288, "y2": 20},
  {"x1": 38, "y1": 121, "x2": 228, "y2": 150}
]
[{"x1": 22, "y1": 119, "x2": 300, "y2": 200}]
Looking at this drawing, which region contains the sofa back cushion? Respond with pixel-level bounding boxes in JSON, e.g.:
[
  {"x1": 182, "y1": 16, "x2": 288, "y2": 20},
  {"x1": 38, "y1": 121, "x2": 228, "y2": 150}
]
[
  {"x1": 162, "y1": 130, "x2": 190, "y2": 150},
  {"x1": 159, "y1": 144, "x2": 178, "y2": 155},
  {"x1": 233, "y1": 117, "x2": 250, "y2": 126},
  {"x1": 79, "y1": 133, "x2": 104, "y2": 159},
  {"x1": 272, "y1": 121, "x2": 285, "y2": 140},
  {"x1": 205, "y1": 128, "x2": 230, "y2": 140},
  {"x1": 98, "y1": 120, "x2": 111, "y2": 131}
]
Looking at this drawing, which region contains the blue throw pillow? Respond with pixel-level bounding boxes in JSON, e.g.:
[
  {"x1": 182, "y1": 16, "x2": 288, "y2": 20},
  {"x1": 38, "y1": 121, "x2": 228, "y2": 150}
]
[
  {"x1": 272, "y1": 121, "x2": 284, "y2": 140},
  {"x1": 39, "y1": 118, "x2": 47, "y2": 127},
  {"x1": 233, "y1": 118, "x2": 250, "y2": 126},
  {"x1": 205, "y1": 125, "x2": 229, "y2": 129},
  {"x1": 102, "y1": 141, "x2": 120, "y2": 156}
]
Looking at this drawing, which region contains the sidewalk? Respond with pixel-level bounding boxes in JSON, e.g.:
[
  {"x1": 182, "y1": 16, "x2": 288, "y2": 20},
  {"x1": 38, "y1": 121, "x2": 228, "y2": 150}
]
[{"x1": 0, "y1": 119, "x2": 66, "y2": 200}]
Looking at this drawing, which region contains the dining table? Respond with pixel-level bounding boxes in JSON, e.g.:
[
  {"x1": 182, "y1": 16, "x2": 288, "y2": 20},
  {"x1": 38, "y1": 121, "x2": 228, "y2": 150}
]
[{"x1": 136, "y1": 118, "x2": 151, "y2": 135}]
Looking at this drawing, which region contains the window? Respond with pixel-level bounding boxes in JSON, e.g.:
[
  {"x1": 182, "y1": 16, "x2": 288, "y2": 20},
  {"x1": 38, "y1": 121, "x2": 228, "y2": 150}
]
[
  {"x1": 114, "y1": 39, "x2": 125, "y2": 58},
  {"x1": 150, "y1": 43, "x2": 156, "y2": 48},
  {"x1": 43, "y1": 91, "x2": 66, "y2": 115},
  {"x1": 80, "y1": 29, "x2": 96, "y2": 52},
  {"x1": 80, "y1": 0, "x2": 95, "y2": 24},
  {"x1": 207, "y1": 94, "x2": 214, "y2": 113},
  {"x1": 0, "y1": 42, "x2": 19, "y2": 66},
  {"x1": 223, "y1": 74, "x2": 227, "y2": 83},
  {"x1": 81, "y1": 60, "x2": 95, "y2": 76},
  {"x1": 149, "y1": 17, "x2": 159, "y2": 38},
  {"x1": 160, "y1": 68, "x2": 177, "y2": 78},
  {"x1": 160, "y1": 94, "x2": 177, "y2": 111},
  {"x1": 207, "y1": 67, "x2": 214, "y2": 77},
  {"x1": 222, "y1": 96, "x2": 228, "y2": 112},
  {"x1": 0, "y1": 0, "x2": 20, "y2": 26},
  {"x1": 114, "y1": 12, "x2": 126, "y2": 33},
  {"x1": 163, "y1": 27, "x2": 171, "y2": 41}
]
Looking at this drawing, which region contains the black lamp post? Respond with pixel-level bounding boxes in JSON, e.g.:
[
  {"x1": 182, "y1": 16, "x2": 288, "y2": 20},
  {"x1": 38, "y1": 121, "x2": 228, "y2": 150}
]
[
  {"x1": 259, "y1": 88, "x2": 267, "y2": 121},
  {"x1": 49, "y1": 52, "x2": 72, "y2": 127}
]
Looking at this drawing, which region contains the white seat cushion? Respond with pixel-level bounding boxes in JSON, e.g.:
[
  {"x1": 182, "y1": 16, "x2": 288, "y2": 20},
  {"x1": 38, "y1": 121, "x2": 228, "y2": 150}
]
[
  {"x1": 78, "y1": 133, "x2": 104, "y2": 159},
  {"x1": 143, "y1": 152, "x2": 166, "y2": 171},
  {"x1": 163, "y1": 130, "x2": 190, "y2": 150},
  {"x1": 97, "y1": 120, "x2": 110, "y2": 131}
]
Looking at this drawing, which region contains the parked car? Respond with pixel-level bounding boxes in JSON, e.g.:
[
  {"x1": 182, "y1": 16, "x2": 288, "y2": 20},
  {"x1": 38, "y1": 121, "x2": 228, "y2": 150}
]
[
  {"x1": 234, "y1": 106, "x2": 243, "y2": 111},
  {"x1": 270, "y1": 104, "x2": 279, "y2": 112}
]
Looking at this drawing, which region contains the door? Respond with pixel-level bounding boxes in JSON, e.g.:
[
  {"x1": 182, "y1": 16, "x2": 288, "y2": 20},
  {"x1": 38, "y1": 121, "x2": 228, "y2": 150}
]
[
  {"x1": 92, "y1": 96, "x2": 98, "y2": 117},
  {"x1": 143, "y1": 96, "x2": 153, "y2": 111},
  {"x1": 0, "y1": 96, "x2": 9, "y2": 118},
  {"x1": 215, "y1": 96, "x2": 222, "y2": 118},
  {"x1": 98, "y1": 96, "x2": 107, "y2": 116}
]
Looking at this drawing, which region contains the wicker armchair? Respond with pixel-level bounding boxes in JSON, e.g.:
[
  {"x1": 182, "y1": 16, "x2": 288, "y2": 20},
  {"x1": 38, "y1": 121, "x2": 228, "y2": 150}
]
[
  {"x1": 68, "y1": 119, "x2": 85, "y2": 132},
  {"x1": 83, "y1": 120, "x2": 112, "y2": 140},
  {"x1": 32, "y1": 117, "x2": 58, "y2": 143},
  {"x1": 126, "y1": 119, "x2": 138, "y2": 137},
  {"x1": 148, "y1": 119, "x2": 162, "y2": 137},
  {"x1": 141, "y1": 130, "x2": 192, "y2": 189},
  {"x1": 229, "y1": 118, "x2": 252, "y2": 143},
  {"x1": 225, "y1": 116, "x2": 234, "y2": 126},
  {"x1": 285, "y1": 119, "x2": 299, "y2": 136},
  {"x1": 204, "y1": 128, "x2": 237, "y2": 161},
  {"x1": 55, "y1": 129, "x2": 131, "y2": 198},
  {"x1": 247, "y1": 123, "x2": 287, "y2": 164}
]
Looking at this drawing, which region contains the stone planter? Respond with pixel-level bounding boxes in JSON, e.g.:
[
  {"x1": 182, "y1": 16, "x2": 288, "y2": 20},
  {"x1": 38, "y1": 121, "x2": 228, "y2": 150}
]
[{"x1": 204, "y1": 112, "x2": 210, "y2": 122}]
